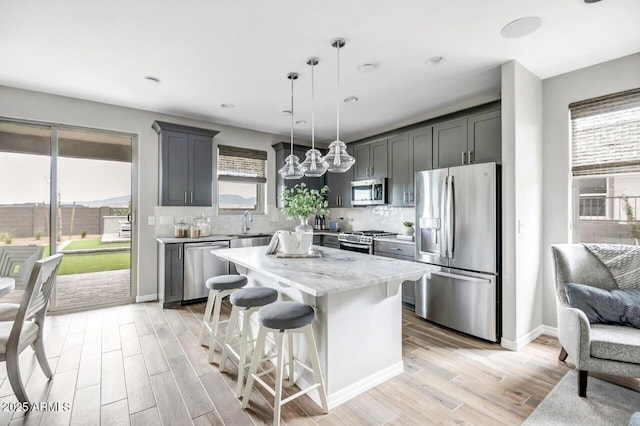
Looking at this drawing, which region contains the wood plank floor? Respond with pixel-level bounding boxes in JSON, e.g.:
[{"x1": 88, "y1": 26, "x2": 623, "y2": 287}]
[{"x1": 0, "y1": 302, "x2": 572, "y2": 425}]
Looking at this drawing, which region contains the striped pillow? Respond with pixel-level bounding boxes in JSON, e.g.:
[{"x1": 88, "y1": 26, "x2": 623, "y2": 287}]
[{"x1": 565, "y1": 282, "x2": 640, "y2": 328}]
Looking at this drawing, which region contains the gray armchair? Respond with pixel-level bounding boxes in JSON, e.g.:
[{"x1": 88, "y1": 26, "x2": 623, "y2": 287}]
[{"x1": 551, "y1": 244, "x2": 640, "y2": 397}]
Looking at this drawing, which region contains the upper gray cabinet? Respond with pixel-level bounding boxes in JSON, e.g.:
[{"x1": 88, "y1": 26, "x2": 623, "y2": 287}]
[
  {"x1": 433, "y1": 109, "x2": 501, "y2": 169},
  {"x1": 388, "y1": 127, "x2": 433, "y2": 206},
  {"x1": 353, "y1": 138, "x2": 387, "y2": 180},
  {"x1": 153, "y1": 121, "x2": 219, "y2": 206},
  {"x1": 272, "y1": 143, "x2": 325, "y2": 208},
  {"x1": 467, "y1": 110, "x2": 501, "y2": 165},
  {"x1": 325, "y1": 146, "x2": 354, "y2": 208},
  {"x1": 433, "y1": 118, "x2": 468, "y2": 169}
]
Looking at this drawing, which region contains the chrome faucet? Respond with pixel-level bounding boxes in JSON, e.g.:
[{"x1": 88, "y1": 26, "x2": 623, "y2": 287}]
[{"x1": 242, "y1": 210, "x2": 253, "y2": 234}]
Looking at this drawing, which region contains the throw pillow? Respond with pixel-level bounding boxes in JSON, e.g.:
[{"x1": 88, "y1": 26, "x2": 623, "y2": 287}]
[{"x1": 565, "y1": 282, "x2": 640, "y2": 329}]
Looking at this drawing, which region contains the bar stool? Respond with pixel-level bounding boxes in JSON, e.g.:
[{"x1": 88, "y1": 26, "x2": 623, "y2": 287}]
[
  {"x1": 219, "y1": 287, "x2": 279, "y2": 397},
  {"x1": 198, "y1": 274, "x2": 247, "y2": 363},
  {"x1": 242, "y1": 302, "x2": 329, "y2": 426}
]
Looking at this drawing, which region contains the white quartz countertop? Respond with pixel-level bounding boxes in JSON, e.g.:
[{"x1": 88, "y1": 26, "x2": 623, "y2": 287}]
[{"x1": 214, "y1": 245, "x2": 437, "y2": 297}]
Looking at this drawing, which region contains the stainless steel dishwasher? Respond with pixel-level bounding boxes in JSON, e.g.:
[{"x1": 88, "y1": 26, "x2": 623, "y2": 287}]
[{"x1": 183, "y1": 241, "x2": 230, "y2": 302}]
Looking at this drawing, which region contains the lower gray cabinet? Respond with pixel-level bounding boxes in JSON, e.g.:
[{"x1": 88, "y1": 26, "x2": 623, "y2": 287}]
[
  {"x1": 322, "y1": 235, "x2": 339, "y2": 248},
  {"x1": 159, "y1": 243, "x2": 183, "y2": 308},
  {"x1": 373, "y1": 240, "x2": 417, "y2": 307}
]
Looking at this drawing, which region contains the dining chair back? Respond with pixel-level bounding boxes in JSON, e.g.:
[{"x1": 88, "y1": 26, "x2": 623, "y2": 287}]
[{"x1": 0, "y1": 253, "x2": 63, "y2": 404}]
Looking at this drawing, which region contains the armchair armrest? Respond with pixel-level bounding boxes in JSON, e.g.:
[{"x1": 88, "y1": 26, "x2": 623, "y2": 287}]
[{"x1": 557, "y1": 302, "x2": 592, "y2": 368}]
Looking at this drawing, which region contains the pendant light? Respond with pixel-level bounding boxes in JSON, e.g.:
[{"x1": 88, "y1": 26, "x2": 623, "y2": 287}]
[
  {"x1": 300, "y1": 57, "x2": 328, "y2": 177},
  {"x1": 322, "y1": 37, "x2": 355, "y2": 173},
  {"x1": 278, "y1": 72, "x2": 304, "y2": 180}
]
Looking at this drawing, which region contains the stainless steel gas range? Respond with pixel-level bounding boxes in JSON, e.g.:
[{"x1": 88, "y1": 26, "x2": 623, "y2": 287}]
[{"x1": 337, "y1": 230, "x2": 397, "y2": 254}]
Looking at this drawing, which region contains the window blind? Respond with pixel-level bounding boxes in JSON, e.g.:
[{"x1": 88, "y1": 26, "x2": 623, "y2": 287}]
[
  {"x1": 217, "y1": 145, "x2": 267, "y2": 183},
  {"x1": 570, "y1": 88, "x2": 640, "y2": 176}
]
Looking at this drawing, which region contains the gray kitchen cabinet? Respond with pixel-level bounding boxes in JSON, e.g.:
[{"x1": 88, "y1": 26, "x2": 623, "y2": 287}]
[
  {"x1": 374, "y1": 240, "x2": 417, "y2": 307},
  {"x1": 322, "y1": 234, "x2": 339, "y2": 248},
  {"x1": 158, "y1": 243, "x2": 183, "y2": 308},
  {"x1": 467, "y1": 110, "x2": 501, "y2": 165},
  {"x1": 325, "y1": 146, "x2": 353, "y2": 208},
  {"x1": 432, "y1": 109, "x2": 501, "y2": 169},
  {"x1": 153, "y1": 121, "x2": 219, "y2": 206},
  {"x1": 388, "y1": 127, "x2": 432, "y2": 206},
  {"x1": 273, "y1": 142, "x2": 325, "y2": 208},
  {"x1": 353, "y1": 139, "x2": 387, "y2": 180},
  {"x1": 433, "y1": 118, "x2": 468, "y2": 169}
]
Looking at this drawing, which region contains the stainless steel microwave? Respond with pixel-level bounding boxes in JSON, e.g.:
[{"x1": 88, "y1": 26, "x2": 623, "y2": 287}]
[{"x1": 351, "y1": 178, "x2": 386, "y2": 206}]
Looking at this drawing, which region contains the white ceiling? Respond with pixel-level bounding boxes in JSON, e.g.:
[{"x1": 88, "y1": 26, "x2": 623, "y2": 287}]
[{"x1": 1, "y1": 0, "x2": 639, "y2": 142}]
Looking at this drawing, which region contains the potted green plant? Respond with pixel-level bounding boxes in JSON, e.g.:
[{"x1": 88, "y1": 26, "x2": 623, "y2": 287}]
[
  {"x1": 281, "y1": 183, "x2": 329, "y2": 232},
  {"x1": 402, "y1": 221, "x2": 414, "y2": 236}
]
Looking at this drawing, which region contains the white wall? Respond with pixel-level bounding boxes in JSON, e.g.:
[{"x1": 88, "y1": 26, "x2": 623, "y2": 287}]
[
  {"x1": 0, "y1": 85, "x2": 303, "y2": 301},
  {"x1": 541, "y1": 53, "x2": 640, "y2": 327},
  {"x1": 501, "y1": 61, "x2": 544, "y2": 349}
]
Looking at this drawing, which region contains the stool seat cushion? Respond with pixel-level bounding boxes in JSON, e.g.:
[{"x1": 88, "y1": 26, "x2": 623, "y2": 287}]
[
  {"x1": 206, "y1": 275, "x2": 247, "y2": 291},
  {"x1": 231, "y1": 287, "x2": 278, "y2": 308},
  {"x1": 258, "y1": 302, "x2": 314, "y2": 330}
]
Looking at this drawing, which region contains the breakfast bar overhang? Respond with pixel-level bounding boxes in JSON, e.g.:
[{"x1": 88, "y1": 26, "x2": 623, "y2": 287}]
[{"x1": 214, "y1": 245, "x2": 437, "y2": 409}]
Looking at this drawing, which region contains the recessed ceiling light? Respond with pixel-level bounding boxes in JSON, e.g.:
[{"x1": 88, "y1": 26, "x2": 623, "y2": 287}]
[
  {"x1": 426, "y1": 56, "x2": 446, "y2": 66},
  {"x1": 344, "y1": 96, "x2": 359, "y2": 103},
  {"x1": 220, "y1": 103, "x2": 235, "y2": 109},
  {"x1": 500, "y1": 16, "x2": 543, "y2": 39},
  {"x1": 584, "y1": 0, "x2": 601, "y2": 3},
  {"x1": 357, "y1": 63, "x2": 378, "y2": 73},
  {"x1": 296, "y1": 120, "x2": 307, "y2": 125},
  {"x1": 144, "y1": 76, "x2": 160, "y2": 83},
  {"x1": 281, "y1": 110, "x2": 292, "y2": 116}
]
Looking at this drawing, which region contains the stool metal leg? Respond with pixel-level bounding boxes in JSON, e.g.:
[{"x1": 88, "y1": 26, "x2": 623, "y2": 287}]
[
  {"x1": 303, "y1": 325, "x2": 329, "y2": 413},
  {"x1": 242, "y1": 326, "x2": 267, "y2": 408},
  {"x1": 273, "y1": 331, "x2": 286, "y2": 426},
  {"x1": 219, "y1": 305, "x2": 241, "y2": 372},
  {"x1": 287, "y1": 332, "x2": 295, "y2": 386},
  {"x1": 199, "y1": 289, "x2": 218, "y2": 344}
]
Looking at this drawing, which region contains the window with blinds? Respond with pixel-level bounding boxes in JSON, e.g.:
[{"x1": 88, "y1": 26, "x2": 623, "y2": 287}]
[
  {"x1": 570, "y1": 88, "x2": 640, "y2": 176},
  {"x1": 217, "y1": 145, "x2": 267, "y2": 183},
  {"x1": 217, "y1": 145, "x2": 267, "y2": 213},
  {"x1": 570, "y1": 88, "x2": 640, "y2": 245}
]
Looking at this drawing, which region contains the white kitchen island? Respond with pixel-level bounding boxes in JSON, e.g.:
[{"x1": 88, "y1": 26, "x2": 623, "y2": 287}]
[{"x1": 214, "y1": 245, "x2": 438, "y2": 409}]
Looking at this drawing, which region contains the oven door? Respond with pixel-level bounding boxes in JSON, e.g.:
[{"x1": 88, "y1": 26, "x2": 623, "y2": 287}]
[{"x1": 339, "y1": 241, "x2": 372, "y2": 254}]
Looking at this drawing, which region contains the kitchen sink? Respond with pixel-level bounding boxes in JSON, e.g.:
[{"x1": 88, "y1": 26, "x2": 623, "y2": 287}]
[
  {"x1": 234, "y1": 233, "x2": 273, "y2": 239},
  {"x1": 230, "y1": 234, "x2": 272, "y2": 248}
]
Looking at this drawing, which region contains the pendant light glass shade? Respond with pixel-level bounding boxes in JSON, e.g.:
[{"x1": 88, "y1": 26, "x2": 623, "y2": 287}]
[
  {"x1": 322, "y1": 37, "x2": 355, "y2": 173},
  {"x1": 300, "y1": 57, "x2": 328, "y2": 177},
  {"x1": 279, "y1": 72, "x2": 304, "y2": 180}
]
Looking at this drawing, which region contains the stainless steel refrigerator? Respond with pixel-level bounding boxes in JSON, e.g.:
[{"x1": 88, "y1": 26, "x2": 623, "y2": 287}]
[{"x1": 415, "y1": 162, "x2": 500, "y2": 342}]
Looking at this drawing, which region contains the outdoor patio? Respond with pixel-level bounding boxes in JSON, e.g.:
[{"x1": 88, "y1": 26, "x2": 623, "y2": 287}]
[{"x1": 0, "y1": 269, "x2": 130, "y2": 309}]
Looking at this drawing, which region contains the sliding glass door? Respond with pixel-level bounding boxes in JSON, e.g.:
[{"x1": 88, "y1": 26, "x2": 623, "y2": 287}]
[{"x1": 0, "y1": 118, "x2": 136, "y2": 311}]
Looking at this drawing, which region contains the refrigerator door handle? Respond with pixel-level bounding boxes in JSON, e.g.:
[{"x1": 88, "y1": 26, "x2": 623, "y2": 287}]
[
  {"x1": 439, "y1": 176, "x2": 448, "y2": 258},
  {"x1": 431, "y1": 271, "x2": 491, "y2": 283},
  {"x1": 447, "y1": 176, "x2": 455, "y2": 258}
]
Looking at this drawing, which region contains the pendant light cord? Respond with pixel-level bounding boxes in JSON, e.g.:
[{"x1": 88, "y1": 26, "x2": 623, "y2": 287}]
[
  {"x1": 290, "y1": 76, "x2": 294, "y2": 156},
  {"x1": 335, "y1": 43, "x2": 340, "y2": 142},
  {"x1": 311, "y1": 61, "x2": 315, "y2": 150}
]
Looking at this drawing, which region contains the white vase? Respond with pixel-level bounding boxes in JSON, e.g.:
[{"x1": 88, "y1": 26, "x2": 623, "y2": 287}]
[
  {"x1": 403, "y1": 226, "x2": 414, "y2": 236},
  {"x1": 277, "y1": 230, "x2": 312, "y2": 255}
]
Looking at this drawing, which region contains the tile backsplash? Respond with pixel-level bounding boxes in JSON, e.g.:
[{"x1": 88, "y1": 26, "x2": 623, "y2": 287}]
[
  {"x1": 328, "y1": 206, "x2": 415, "y2": 234},
  {"x1": 153, "y1": 204, "x2": 415, "y2": 237}
]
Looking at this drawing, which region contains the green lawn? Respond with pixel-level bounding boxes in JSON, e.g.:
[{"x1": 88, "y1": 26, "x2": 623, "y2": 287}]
[
  {"x1": 64, "y1": 239, "x2": 130, "y2": 251},
  {"x1": 59, "y1": 252, "x2": 131, "y2": 275}
]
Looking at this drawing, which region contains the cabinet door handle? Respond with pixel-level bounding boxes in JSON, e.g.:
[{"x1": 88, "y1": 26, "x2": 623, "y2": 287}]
[
  {"x1": 184, "y1": 192, "x2": 187, "y2": 204},
  {"x1": 468, "y1": 150, "x2": 473, "y2": 164},
  {"x1": 370, "y1": 166, "x2": 374, "y2": 176},
  {"x1": 190, "y1": 192, "x2": 194, "y2": 204},
  {"x1": 461, "y1": 151, "x2": 466, "y2": 165},
  {"x1": 178, "y1": 246, "x2": 182, "y2": 260}
]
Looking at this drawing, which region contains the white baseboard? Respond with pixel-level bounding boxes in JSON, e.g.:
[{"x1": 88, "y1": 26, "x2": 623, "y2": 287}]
[
  {"x1": 297, "y1": 361, "x2": 404, "y2": 410},
  {"x1": 135, "y1": 294, "x2": 157, "y2": 303},
  {"x1": 540, "y1": 325, "x2": 558, "y2": 337},
  {"x1": 501, "y1": 325, "x2": 546, "y2": 351}
]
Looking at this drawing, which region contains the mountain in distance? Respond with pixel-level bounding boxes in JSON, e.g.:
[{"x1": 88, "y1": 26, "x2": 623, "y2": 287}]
[
  {"x1": 76, "y1": 195, "x2": 131, "y2": 207},
  {"x1": 219, "y1": 194, "x2": 256, "y2": 208}
]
